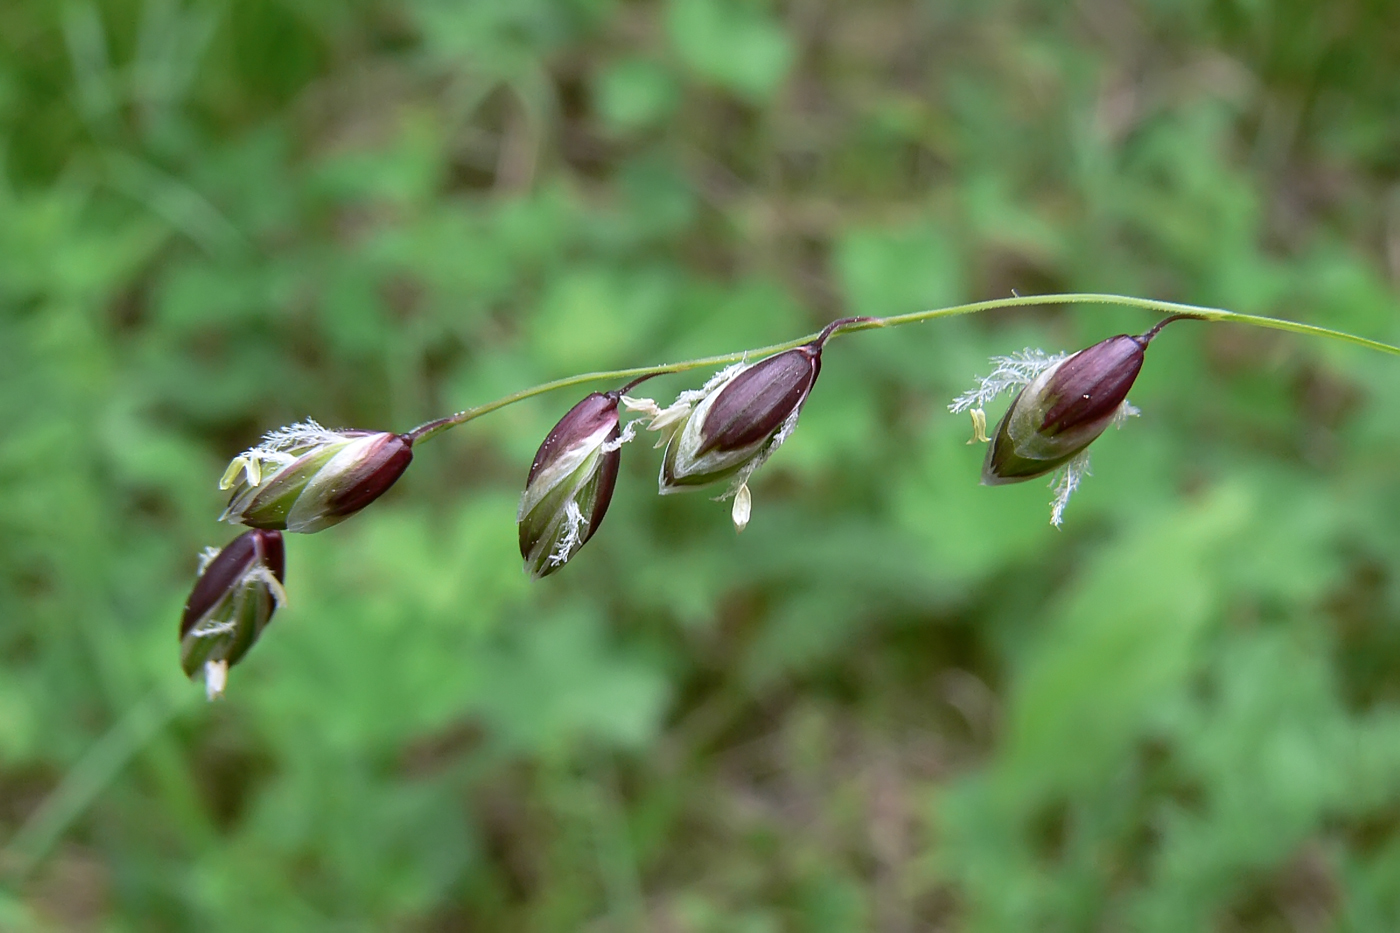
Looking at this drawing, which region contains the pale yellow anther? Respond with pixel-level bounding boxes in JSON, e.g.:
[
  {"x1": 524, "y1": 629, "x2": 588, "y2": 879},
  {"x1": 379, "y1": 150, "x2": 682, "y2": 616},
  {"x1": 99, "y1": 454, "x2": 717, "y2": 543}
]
[
  {"x1": 219, "y1": 456, "x2": 248, "y2": 490},
  {"x1": 620, "y1": 395, "x2": 662, "y2": 419},
  {"x1": 204, "y1": 659, "x2": 229, "y2": 701},
  {"x1": 968, "y1": 408, "x2": 990, "y2": 444},
  {"x1": 731, "y1": 483, "x2": 752, "y2": 533},
  {"x1": 219, "y1": 453, "x2": 265, "y2": 490}
]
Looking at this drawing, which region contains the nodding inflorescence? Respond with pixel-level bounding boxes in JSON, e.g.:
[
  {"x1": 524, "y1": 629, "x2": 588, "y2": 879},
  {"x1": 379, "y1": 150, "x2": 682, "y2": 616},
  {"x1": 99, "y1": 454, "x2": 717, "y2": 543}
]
[{"x1": 180, "y1": 306, "x2": 1308, "y2": 696}]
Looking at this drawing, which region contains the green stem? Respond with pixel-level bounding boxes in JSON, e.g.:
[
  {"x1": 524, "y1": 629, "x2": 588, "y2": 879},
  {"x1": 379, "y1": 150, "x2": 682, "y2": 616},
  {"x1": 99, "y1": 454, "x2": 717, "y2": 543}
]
[{"x1": 406, "y1": 293, "x2": 1400, "y2": 445}]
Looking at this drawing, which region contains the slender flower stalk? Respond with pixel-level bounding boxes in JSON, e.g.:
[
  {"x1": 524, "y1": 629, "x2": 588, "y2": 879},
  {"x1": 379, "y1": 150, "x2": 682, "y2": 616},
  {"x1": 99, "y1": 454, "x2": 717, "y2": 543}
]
[{"x1": 403, "y1": 295, "x2": 1400, "y2": 445}]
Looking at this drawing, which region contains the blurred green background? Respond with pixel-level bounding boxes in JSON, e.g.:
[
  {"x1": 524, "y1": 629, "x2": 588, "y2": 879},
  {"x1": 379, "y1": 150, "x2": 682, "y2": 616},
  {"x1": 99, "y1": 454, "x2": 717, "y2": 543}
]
[{"x1": 3, "y1": 0, "x2": 1400, "y2": 929}]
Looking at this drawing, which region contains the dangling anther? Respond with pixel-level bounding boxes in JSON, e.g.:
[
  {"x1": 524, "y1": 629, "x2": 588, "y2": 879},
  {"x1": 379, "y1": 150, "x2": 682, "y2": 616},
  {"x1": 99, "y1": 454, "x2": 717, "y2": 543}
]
[{"x1": 968, "y1": 408, "x2": 990, "y2": 444}]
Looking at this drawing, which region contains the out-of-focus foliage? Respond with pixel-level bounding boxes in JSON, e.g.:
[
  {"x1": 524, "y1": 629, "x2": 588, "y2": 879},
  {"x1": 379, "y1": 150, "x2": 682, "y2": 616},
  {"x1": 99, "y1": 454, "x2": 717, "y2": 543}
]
[{"x1": 2, "y1": 0, "x2": 1400, "y2": 929}]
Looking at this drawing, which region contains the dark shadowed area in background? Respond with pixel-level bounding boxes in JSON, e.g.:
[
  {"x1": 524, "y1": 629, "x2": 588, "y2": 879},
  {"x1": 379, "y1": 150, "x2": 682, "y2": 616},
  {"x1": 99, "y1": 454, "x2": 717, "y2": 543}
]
[{"x1": 3, "y1": 0, "x2": 1400, "y2": 929}]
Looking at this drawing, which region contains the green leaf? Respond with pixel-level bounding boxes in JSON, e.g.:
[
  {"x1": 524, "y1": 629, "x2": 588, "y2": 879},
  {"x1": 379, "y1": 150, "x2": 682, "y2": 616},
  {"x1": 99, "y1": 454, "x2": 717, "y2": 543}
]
[
  {"x1": 596, "y1": 58, "x2": 681, "y2": 131},
  {"x1": 666, "y1": 0, "x2": 794, "y2": 102}
]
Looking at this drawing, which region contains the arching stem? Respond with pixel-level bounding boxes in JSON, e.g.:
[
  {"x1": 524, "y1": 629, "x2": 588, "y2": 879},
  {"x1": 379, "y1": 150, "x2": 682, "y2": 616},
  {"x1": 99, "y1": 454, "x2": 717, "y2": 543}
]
[{"x1": 406, "y1": 293, "x2": 1400, "y2": 446}]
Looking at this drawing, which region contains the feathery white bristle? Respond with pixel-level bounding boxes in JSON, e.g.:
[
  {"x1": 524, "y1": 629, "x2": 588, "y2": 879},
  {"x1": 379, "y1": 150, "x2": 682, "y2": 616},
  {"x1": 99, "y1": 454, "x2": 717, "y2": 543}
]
[
  {"x1": 1049, "y1": 451, "x2": 1092, "y2": 527},
  {"x1": 195, "y1": 546, "x2": 222, "y2": 576},
  {"x1": 950, "y1": 349, "x2": 1066, "y2": 414},
  {"x1": 548, "y1": 500, "x2": 589, "y2": 567}
]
